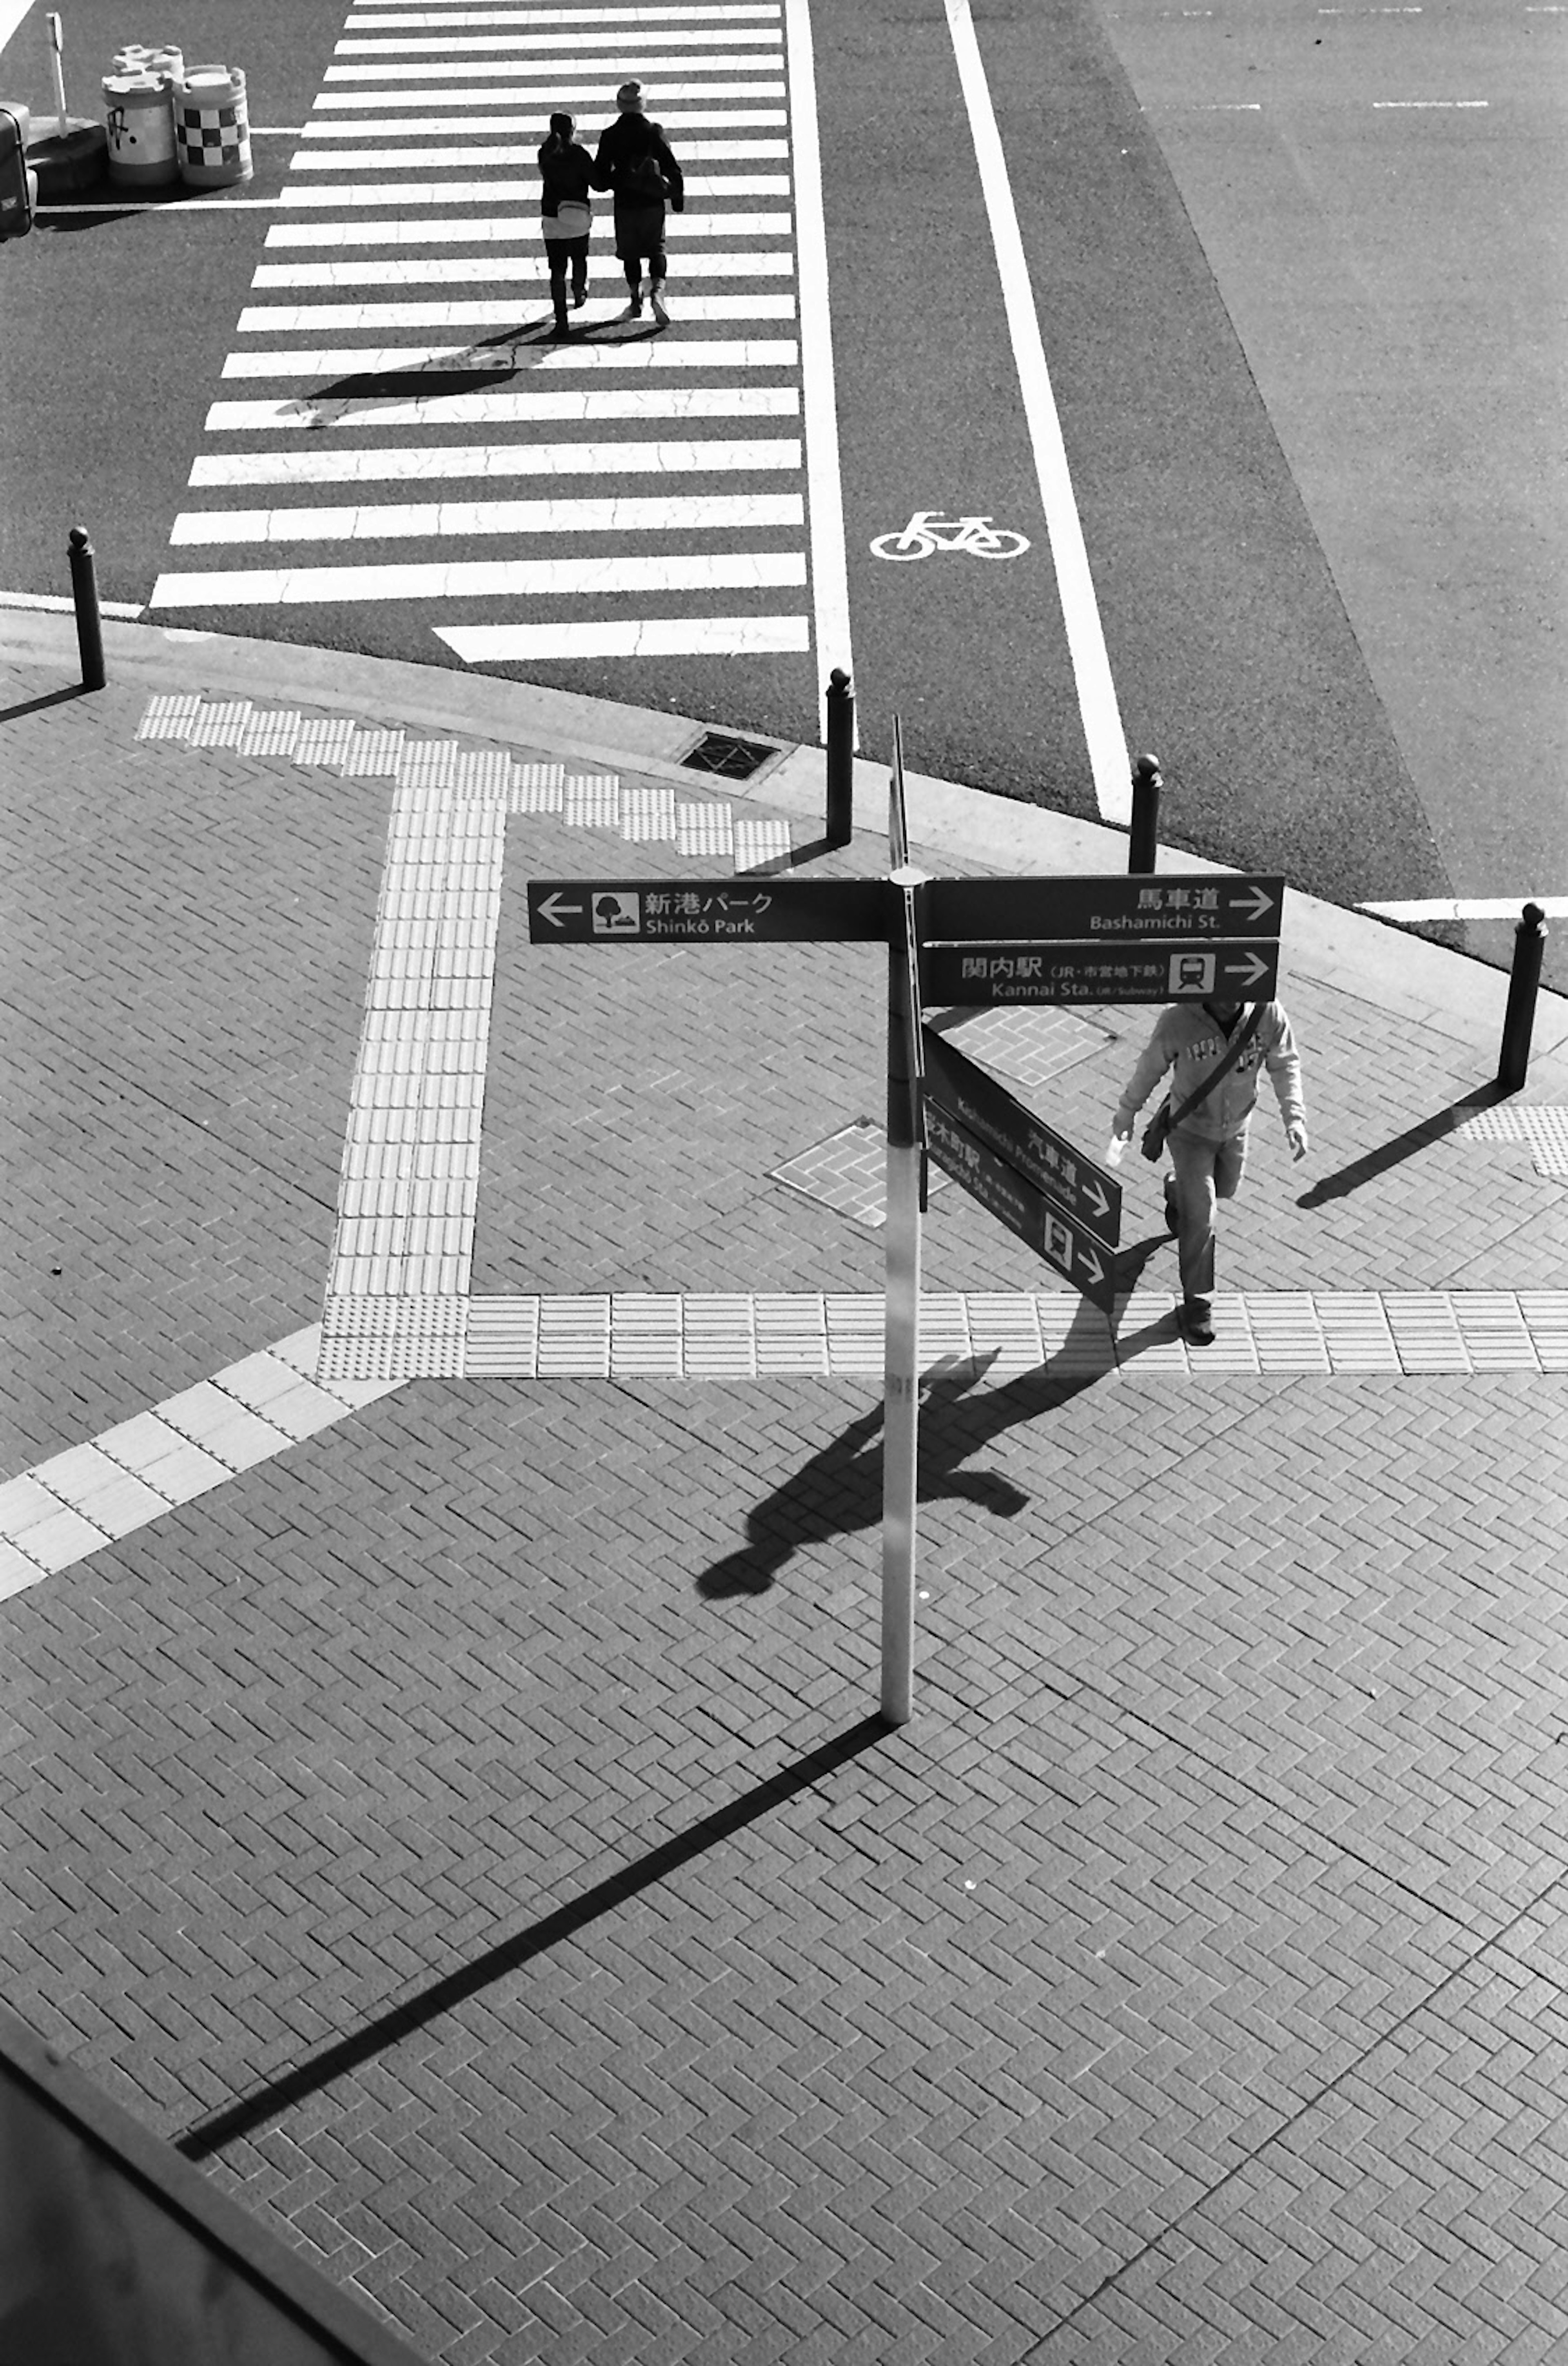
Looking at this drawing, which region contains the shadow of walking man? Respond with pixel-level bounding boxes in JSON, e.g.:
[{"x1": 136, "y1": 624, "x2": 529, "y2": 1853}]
[{"x1": 698, "y1": 1290, "x2": 1128, "y2": 1600}]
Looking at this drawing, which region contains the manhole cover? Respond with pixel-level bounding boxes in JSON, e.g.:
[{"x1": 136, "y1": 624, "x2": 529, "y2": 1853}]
[
  {"x1": 772, "y1": 1118, "x2": 952, "y2": 1229},
  {"x1": 683, "y1": 730, "x2": 777, "y2": 780}
]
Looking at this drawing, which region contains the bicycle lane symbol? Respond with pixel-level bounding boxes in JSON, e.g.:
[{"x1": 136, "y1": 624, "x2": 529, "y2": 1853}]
[{"x1": 869, "y1": 511, "x2": 1031, "y2": 561}]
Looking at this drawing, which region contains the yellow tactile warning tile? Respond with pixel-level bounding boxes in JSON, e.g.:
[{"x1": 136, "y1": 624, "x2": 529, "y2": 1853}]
[
  {"x1": 4, "y1": 1292, "x2": 1565, "y2": 1592},
  {"x1": 0, "y1": 1329, "x2": 400, "y2": 1603},
  {"x1": 1455, "y1": 1105, "x2": 1568, "y2": 1176}
]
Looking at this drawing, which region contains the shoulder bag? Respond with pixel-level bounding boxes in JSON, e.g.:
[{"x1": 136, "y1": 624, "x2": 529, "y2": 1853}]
[{"x1": 1140, "y1": 1003, "x2": 1265, "y2": 1162}]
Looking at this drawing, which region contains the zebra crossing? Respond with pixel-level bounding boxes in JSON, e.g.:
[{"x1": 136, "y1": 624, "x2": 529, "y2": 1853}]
[{"x1": 149, "y1": 0, "x2": 846, "y2": 685}]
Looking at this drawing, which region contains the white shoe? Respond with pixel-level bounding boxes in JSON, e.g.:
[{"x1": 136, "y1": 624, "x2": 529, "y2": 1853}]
[{"x1": 649, "y1": 281, "x2": 669, "y2": 324}]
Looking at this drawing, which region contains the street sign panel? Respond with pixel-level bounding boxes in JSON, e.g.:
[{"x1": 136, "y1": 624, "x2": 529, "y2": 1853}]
[
  {"x1": 526, "y1": 878, "x2": 889, "y2": 944},
  {"x1": 924, "y1": 938, "x2": 1279, "y2": 1007},
  {"x1": 921, "y1": 1026, "x2": 1120, "y2": 1247},
  {"x1": 924, "y1": 1101, "x2": 1117, "y2": 1312},
  {"x1": 924, "y1": 873, "x2": 1284, "y2": 944}
]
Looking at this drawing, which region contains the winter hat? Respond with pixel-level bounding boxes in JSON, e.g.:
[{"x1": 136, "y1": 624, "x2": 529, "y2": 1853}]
[{"x1": 615, "y1": 81, "x2": 645, "y2": 111}]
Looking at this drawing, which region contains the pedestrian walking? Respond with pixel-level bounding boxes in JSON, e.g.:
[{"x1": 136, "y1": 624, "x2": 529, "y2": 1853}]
[
  {"x1": 1108, "y1": 996, "x2": 1309, "y2": 1346},
  {"x1": 591, "y1": 81, "x2": 683, "y2": 323},
  {"x1": 537, "y1": 110, "x2": 595, "y2": 337}
]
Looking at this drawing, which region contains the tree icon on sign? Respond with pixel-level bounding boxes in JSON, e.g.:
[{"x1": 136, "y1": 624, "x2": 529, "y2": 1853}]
[{"x1": 592, "y1": 893, "x2": 641, "y2": 935}]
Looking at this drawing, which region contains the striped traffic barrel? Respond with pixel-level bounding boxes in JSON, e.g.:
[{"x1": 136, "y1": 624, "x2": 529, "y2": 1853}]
[
  {"x1": 173, "y1": 63, "x2": 252, "y2": 189},
  {"x1": 102, "y1": 72, "x2": 178, "y2": 187}
]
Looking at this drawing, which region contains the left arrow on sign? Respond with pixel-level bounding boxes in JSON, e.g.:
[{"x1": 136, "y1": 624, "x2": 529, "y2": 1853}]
[{"x1": 538, "y1": 892, "x2": 586, "y2": 928}]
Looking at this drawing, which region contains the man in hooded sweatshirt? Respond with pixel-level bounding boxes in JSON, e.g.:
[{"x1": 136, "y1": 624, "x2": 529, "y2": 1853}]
[
  {"x1": 591, "y1": 80, "x2": 684, "y2": 321},
  {"x1": 1110, "y1": 996, "x2": 1309, "y2": 1346}
]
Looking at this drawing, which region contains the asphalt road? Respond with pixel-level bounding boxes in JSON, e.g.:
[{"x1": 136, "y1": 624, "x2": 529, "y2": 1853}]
[{"x1": 1, "y1": 0, "x2": 1561, "y2": 978}]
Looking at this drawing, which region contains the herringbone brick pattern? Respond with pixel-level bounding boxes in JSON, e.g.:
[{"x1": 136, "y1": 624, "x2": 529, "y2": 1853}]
[{"x1": 7, "y1": 637, "x2": 1568, "y2": 2363}]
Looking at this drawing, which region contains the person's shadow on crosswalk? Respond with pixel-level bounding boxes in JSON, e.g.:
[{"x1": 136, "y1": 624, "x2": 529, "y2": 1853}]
[{"x1": 278, "y1": 316, "x2": 666, "y2": 428}]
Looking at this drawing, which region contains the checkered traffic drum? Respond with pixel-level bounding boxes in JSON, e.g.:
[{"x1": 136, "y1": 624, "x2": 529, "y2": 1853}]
[{"x1": 173, "y1": 63, "x2": 252, "y2": 188}]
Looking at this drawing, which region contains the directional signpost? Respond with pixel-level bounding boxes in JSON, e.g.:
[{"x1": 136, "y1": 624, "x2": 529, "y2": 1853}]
[
  {"x1": 922, "y1": 873, "x2": 1285, "y2": 941},
  {"x1": 527, "y1": 813, "x2": 1287, "y2": 1725},
  {"x1": 921, "y1": 1027, "x2": 1120, "y2": 1248},
  {"x1": 923, "y1": 1101, "x2": 1118, "y2": 1314},
  {"x1": 924, "y1": 938, "x2": 1279, "y2": 1007},
  {"x1": 921, "y1": 871, "x2": 1283, "y2": 1007},
  {"x1": 527, "y1": 878, "x2": 888, "y2": 944}
]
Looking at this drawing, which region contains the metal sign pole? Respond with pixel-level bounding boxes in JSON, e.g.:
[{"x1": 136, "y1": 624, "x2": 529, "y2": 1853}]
[
  {"x1": 881, "y1": 871, "x2": 925, "y2": 1725},
  {"x1": 890, "y1": 713, "x2": 910, "y2": 872}
]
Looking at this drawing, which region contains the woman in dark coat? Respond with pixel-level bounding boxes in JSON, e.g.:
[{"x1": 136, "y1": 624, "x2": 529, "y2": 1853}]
[
  {"x1": 537, "y1": 110, "x2": 594, "y2": 337},
  {"x1": 591, "y1": 81, "x2": 684, "y2": 323}
]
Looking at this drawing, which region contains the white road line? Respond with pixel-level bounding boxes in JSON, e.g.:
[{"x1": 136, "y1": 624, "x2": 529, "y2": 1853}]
[
  {"x1": 220, "y1": 339, "x2": 800, "y2": 373},
  {"x1": 170, "y1": 494, "x2": 805, "y2": 543},
  {"x1": 336, "y1": 26, "x2": 781, "y2": 45},
  {"x1": 249, "y1": 251, "x2": 793, "y2": 285},
  {"x1": 1371, "y1": 98, "x2": 1489, "y2": 107},
  {"x1": 945, "y1": 0, "x2": 1128, "y2": 825},
  {"x1": 1361, "y1": 897, "x2": 1568, "y2": 920},
  {"x1": 434, "y1": 616, "x2": 808, "y2": 657},
  {"x1": 263, "y1": 215, "x2": 774, "y2": 245},
  {"x1": 190, "y1": 439, "x2": 802, "y2": 485},
  {"x1": 313, "y1": 80, "x2": 787, "y2": 103},
  {"x1": 325, "y1": 55, "x2": 783, "y2": 76},
  {"x1": 784, "y1": 0, "x2": 852, "y2": 729},
  {"x1": 207, "y1": 386, "x2": 798, "y2": 429},
  {"x1": 347, "y1": 5, "x2": 782, "y2": 16},
  {"x1": 276, "y1": 174, "x2": 789, "y2": 201},
  {"x1": 150, "y1": 552, "x2": 809, "y2": 604},
  {"x1": 300, "y1": 111, "x2": 789, "y2": 131},
  {"x1": 235, "y1": 297, "x2": 795, "y2": 329},
  {"x1": 290, "y1": 140, "x2": 788, "y2": 163},
  {"x1": 347, "y1": 4, "x2": 783, "y2": 13}
]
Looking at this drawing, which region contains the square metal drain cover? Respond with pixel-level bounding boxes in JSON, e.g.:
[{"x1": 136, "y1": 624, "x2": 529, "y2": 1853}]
[
  {"x1": 772, "y1": 1118, "x2": 952, "y2": 1229},
  {"x1": 683, "y1": 729, "x2": 777, "y2": 780}
]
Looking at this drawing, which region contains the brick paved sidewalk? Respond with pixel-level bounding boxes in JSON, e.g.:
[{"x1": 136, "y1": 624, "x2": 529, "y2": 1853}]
[{"x1": 4, "y1": 607, "x2": 1568, "y2": 2363}]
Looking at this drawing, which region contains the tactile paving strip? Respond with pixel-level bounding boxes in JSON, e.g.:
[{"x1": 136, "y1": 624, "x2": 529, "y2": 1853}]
[
  {"x1": 5, "y1": 1294, "x2": 1565, "y2": 1589},
  {"x1": 1456, "y1": 1106, "x2": 1568, "y2": 1175},
  {"x1": 134, "y1": 696, "x2": 778, "y2": 871}
]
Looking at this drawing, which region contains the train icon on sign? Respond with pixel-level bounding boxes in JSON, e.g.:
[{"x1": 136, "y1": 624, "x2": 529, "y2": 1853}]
[
  {"x1": 1171, "y1": 951, "x2": 1214, "y2": 992},
  {"x1": 592, "y1": 891, "x2": 641, "y2": 936}
]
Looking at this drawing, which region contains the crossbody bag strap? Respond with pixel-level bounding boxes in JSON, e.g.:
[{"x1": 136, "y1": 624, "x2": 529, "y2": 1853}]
[{"x1": 1165, "y1": 1002, "x2": 1265, "y2": 1131}]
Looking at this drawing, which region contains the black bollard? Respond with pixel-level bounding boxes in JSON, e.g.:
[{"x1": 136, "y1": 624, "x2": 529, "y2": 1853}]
[
  {"x1": 68, "y1": 526, "x2": 105, "y2": 691},
  {"x1": 1498, "y1": 902, "x2": 1547, "y2": 1093},
  {"x1": 1128, "y1": 752, "x2": 1161, "y2": 874},
  {"x1": 825, "y1": 668, "x2": 853, "y2": 847}
]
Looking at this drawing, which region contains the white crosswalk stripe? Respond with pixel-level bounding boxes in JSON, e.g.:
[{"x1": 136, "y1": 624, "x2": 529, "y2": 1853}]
[{"x1": 151, "y1": 0, "x2": 838, "y2": 674}]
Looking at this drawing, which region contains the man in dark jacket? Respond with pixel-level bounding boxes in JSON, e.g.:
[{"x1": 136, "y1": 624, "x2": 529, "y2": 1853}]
[{"x1": 591, "y1": 81, "x2": 684, "y2": 321}]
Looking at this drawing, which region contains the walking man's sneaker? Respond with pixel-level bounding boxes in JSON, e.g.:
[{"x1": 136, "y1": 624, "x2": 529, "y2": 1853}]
[
  {"x1": 1179, "y1": 1301, "x2": 1215, "y2": 1348},
  {"x1": 650, "y1": 280, "x2": 669, "y2": 324}
]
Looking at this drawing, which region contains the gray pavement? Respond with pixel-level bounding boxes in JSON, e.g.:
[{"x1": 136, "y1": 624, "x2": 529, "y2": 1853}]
[{"x1": 4, "y1": 601, "x2": 1568, "y2": 2362}]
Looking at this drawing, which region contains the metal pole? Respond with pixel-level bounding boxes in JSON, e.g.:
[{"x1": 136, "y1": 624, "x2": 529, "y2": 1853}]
[
  {"x1": 889, "y1": 713, "x2": 910, "y2": 871},
  {"x1": 1498, "y1": 902, "x2": 1547, "y2": 1093},
  {"x1": 1128, "y1": 752, "x2": 1161, "y2": 874},
  {"x1": 47, "y1": 14, "x2": 68, "y2": 139},
  {"x1": 825, "y1": 668, "x2": 853, "y2": 847},
  {"x1": 68, "y1": 526, "x2": 105, "y2": 691},
  {"x1": 881, "y1": 873, "x2": 924, "y2": 1725}
]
